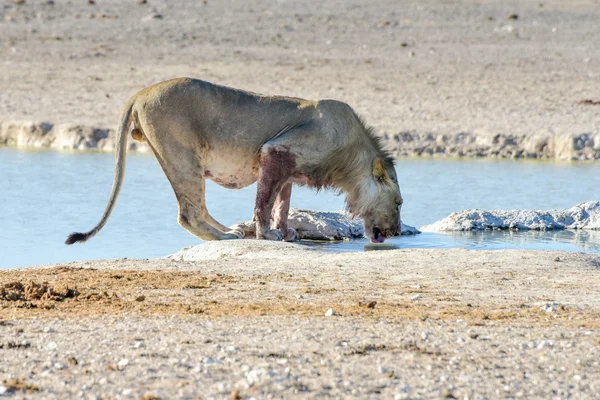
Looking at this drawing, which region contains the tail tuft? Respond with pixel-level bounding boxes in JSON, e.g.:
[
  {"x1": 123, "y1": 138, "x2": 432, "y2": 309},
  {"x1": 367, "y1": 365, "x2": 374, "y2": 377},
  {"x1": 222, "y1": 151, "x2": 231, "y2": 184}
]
[{"x1": 65, "y1": 232, "x2": 89, "y2": 245}]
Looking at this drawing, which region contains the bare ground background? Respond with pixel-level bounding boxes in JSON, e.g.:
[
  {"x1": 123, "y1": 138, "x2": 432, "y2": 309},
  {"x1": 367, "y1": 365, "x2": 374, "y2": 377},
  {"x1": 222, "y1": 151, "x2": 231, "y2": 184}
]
[{"x1": 1, "y1": 0, "x2": 599, "y2": 158}]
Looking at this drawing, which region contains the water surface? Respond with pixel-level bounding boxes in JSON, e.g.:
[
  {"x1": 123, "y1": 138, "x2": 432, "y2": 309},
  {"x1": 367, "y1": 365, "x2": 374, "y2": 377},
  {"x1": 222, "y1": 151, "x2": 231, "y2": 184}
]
[{"x1": 1, "y1": 148, "x2": 599, "y2": 268}]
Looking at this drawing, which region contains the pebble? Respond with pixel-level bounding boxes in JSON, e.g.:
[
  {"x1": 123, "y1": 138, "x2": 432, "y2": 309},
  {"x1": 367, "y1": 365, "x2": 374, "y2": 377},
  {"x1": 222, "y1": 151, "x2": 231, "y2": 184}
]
[
  {"x1": 44, "y1": 327, "x2": 55, "y2": 333},
  {"x1": 141, "y1": 12, "x2": 163, "y2": 22},
  {"x1": 411, "y1": 294, "x2": 423, "y2": 301},
  {"x1": 0, "y1": 386, "x2": 7, "y2": 395},
  {"x1": 46, "y1": 341, "x2": 58, "y2": 350},
  {"x1": 117, "y1": 358, "x2": 129, "y2": 370},
  {"x1": 54, "y1": 362, "x2": 67, "y2": 369},
  {"x1": 537, "y1": 340, "x2": 554, "y2": 349},
  {"x1": 325, "y1": 308, "x2": 335, "y2": 317}
]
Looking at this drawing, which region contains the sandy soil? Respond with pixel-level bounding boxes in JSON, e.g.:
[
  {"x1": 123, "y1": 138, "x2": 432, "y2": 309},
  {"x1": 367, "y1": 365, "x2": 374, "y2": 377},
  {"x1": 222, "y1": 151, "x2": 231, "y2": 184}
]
[
  {"x1": 2, "y1": 245, "x2": 600, "y2": 399},
  {"x1": 1, "y1": 0, "x2": 599, "y2": 157}
]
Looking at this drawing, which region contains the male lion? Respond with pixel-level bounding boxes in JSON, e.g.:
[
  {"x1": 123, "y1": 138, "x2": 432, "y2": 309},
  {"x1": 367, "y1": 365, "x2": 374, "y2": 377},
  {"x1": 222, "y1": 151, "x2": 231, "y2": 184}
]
[{"x1": 66, "y1": 78, "x2": 403, "y2": 244}]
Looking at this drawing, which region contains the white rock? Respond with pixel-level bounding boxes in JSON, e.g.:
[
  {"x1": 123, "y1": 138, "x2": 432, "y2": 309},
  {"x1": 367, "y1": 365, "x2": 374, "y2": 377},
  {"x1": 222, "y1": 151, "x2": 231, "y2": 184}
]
[
  {"x1": 421, "y1": 201, "x2": 600, "y2": 232},
  {"x1": 54, "y1": 362, "x2": 67, "y2": 369},
  {"x1": 325, "y1": 308, "x2": 335, "y2": 317},
  {"x1": 46, "y1": 341, "x2": 58, "y2": 351},
  {"x1": 117, "y1": 358, "x2": 129, "y2": 370},
  {"x1": 230, "y1": 208, "x2": 420, "y2": 241},
  {"x1": 0, "y1": 385, "x2": 7, "y2": 395},
  {"x1": 246, "y1": 368, "x2": 269, "y2": 386},
  {"x1": 44, "y1": 327, "x2": 55, "y2": 333},
  {"x1": 537, "y1": 340, "x2": 554, "y2": 349}
]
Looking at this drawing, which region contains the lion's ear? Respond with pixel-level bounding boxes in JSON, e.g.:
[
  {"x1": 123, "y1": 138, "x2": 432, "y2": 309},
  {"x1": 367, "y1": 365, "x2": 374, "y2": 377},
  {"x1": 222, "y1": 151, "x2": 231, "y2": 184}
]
[{"x1": 372, "y1": 158, "x2": 389, "y2": 182}]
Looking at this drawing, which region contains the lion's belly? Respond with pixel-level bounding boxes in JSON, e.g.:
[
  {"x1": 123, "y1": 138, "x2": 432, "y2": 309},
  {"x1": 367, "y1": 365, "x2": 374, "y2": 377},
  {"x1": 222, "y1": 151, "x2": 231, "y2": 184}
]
[{"x1": 204, "y1": 155, "x2": 258, "y2": 190}]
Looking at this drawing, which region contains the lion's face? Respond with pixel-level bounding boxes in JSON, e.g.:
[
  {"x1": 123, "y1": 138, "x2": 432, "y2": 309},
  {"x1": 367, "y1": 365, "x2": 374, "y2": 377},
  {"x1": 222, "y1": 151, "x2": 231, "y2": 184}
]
[{"x1": 363, "y1": 159, "x2": 403, "y2": 243}]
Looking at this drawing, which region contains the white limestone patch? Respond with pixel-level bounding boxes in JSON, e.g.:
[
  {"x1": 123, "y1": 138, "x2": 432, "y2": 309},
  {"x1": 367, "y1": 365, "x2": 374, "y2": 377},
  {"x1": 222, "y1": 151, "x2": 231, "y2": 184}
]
[
  {"x1": 0, "y1": 120, "x2": 149, "y2": 152},
  {"x1": 421, "y1": 201, "x2": 600, "y2": 232},
  {"x1": 230, "y1": 208, "x2": 420, "y2": 241},
  {"x1": 169, "y1": 240, "x2": 312, "y2": 261}
]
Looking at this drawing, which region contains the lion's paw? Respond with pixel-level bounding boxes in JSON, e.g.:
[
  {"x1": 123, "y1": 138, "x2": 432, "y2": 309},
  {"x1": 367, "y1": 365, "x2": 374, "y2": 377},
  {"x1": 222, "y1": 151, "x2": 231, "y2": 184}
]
[
  {"x1": 284, "y1": 228, "x2": 299, "y2": 242},
  {"x1": 258, "y1": 229, "x2": 284, "y2": 241},
  {"x1": 222, "y1": 230, "x2": 244, "y2": 240}
]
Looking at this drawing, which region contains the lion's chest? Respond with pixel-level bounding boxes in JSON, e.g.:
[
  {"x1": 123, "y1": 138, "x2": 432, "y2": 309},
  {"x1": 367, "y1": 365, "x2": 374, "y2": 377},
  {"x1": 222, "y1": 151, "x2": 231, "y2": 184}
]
[{"x1": 204, "y1": 154, "x2": 259, "y2": 190}]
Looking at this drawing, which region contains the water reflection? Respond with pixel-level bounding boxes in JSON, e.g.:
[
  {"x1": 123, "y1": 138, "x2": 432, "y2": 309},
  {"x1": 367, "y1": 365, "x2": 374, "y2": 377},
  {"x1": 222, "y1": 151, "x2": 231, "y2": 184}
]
[{"x1": 305, "y1": 230, "x2": 600, "y2": 254}]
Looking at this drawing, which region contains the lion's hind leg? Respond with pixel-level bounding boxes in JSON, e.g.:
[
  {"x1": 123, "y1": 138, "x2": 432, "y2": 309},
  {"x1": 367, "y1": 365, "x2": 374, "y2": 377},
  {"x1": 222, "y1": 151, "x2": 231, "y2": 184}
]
[{"x1": 148, "y1": 139, "x2": 241, "y2": 241}]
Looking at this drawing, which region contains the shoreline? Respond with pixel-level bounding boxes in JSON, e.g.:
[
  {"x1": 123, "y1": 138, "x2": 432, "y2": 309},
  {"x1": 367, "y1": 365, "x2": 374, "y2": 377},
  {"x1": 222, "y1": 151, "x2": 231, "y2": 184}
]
[{"x1": 2, "y1": 120, "x2": 599, "y2": 160}]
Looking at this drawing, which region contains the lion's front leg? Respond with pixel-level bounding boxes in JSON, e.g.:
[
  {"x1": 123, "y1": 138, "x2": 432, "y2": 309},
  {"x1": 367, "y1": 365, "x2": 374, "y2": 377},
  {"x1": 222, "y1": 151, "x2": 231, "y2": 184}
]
[
  {"x1": 272, "y1": 182, "x2": 299, "y2": 242},
  {"x1": 254, "y1": 145, "x2": 295, "y2": 240}
]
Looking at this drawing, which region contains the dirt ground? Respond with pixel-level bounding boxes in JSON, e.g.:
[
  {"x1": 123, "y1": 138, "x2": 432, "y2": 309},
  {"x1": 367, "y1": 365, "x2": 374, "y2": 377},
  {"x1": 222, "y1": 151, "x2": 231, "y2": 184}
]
[
  {"x1": 1, "y1": 0, "x2": 599, "y2": 157},
  {"x1": 2, "y1": 246, "x2": 600, "y2": 399}
]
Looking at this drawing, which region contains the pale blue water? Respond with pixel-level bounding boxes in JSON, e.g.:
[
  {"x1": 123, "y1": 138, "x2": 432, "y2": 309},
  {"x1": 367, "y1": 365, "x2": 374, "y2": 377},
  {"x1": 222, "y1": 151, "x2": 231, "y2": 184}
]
[{"x1": 1, "y1": 148, "x2": 599, "y2": 268}]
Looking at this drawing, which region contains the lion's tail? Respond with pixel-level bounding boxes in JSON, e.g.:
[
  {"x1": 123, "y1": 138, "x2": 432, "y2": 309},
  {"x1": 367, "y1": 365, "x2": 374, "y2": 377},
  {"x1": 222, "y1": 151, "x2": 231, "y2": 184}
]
[{"x1": 65, "y1": 98, "x2": 135, "y2": 245}]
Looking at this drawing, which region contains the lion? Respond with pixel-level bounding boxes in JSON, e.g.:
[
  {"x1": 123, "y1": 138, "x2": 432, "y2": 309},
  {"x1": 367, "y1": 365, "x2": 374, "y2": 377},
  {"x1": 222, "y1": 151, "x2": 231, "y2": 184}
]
[{"x1": 66, "y1": 78, "x2": 403, "y2": 245}]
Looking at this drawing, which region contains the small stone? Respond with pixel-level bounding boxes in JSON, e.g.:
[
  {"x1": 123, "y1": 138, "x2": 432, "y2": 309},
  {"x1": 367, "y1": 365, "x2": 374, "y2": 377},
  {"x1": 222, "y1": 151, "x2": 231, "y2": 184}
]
[
  {"x1": 98, "y1": 377, "x2": 108, "y2": 385},
  {"x1": 46, "y1": 341, "x2": 58, "y2": 350},
  {"x1": 134, "y1": 341, "x2": 145, "y2": 349},
  {"x1": 325, "y1": 308, "x2": 335, "y2": 317},
  {"x1": 537, "y1": 340, "x2": 554, "y2": 349},
  {"x1": 411, "y1": 294, "x2": 423, "y2": 301},
  {"x1": 44, "y1": 327, "x2": 55, "y2": 333},
  {"x1": 421, "y1": 331, "x2": 431, "y2": 340},
  {"x1": 117, "y1": 358, "x2": 129, "y2": 370},
  {"x1": 142, "y1": 13, "x2": 163, "y2": 22},
  {"x1": 554, "y1": 256, "x2": 560, "y2": 262},
  {"x1": 122, "y1": 388, "x2": 133, "y2": 396},
  {"x1": 508, "y1": 13, "x2": 519, "y2": 20},
  {"x1": 81, "y1": 384, "x2": 92, "y2": 391},
  {"x1": 68, "y1": 357, "x2": 78, "y2": 366},
  {"x1": 54, "y1": 362, "x2": 67, "y2": 369},
  {"x1": 135, "y1": 295, "x2": 146, "y2": 302},
  {"x1": 0, "y1": 386, "x2": 7, "y2": 395}
]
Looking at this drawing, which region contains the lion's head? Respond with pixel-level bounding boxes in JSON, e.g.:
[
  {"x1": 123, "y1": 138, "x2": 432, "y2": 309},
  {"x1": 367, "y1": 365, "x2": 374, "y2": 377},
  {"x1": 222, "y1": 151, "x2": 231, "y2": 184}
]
[{"x1": 361, "y1": 158, "x2": 403, "y2": 243}]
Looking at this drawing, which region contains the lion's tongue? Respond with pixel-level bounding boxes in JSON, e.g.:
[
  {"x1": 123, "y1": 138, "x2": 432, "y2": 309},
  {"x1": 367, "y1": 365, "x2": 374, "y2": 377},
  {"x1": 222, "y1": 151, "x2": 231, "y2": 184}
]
[{"x1": 371, "y1": 236, "x2": 385, "y2": 243}]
